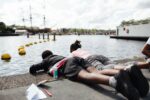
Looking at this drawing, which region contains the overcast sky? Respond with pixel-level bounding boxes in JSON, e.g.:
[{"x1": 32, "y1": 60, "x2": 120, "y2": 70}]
[{"x1": 0, "y1": 0, "x2": 150, "y2": 29}]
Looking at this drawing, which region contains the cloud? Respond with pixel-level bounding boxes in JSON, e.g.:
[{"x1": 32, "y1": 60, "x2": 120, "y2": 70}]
[
  {"x1": 136, "y1": 0, "x2": 150, "y2": 9},
  {"x1": 0, "y1": 0, "x2": 150, "y2": 29}
]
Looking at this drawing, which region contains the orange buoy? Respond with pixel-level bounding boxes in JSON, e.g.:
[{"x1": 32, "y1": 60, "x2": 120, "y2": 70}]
[
  {"x1": 1, "y1": 53, "x2": 11, "y2": 61},
  {"x1": 18, "y1": 49, "x2": 26, "y2": 55}
]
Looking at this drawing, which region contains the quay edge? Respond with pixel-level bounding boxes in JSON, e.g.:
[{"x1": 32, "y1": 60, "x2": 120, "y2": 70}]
[{"x1": 110, "y1": 36, "x2": 149, "y2": 41}]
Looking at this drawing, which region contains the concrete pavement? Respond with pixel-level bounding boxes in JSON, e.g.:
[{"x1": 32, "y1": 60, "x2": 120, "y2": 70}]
[{"x1": 0, "y1": 69, "x2": 150, "y2": 100}]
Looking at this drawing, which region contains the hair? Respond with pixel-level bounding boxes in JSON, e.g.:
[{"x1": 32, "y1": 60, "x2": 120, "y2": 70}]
[
  {"x1": 70, "y1": 40, "x2": 82, "y2": 53},
  {"x1": 42, "y1": 50, "x2": 53, "y2": 59}
]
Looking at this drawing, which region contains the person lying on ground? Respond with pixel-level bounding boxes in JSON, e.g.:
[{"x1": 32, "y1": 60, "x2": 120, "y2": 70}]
[
  {"x1": 70, "y1": 40, "x2": 116, "y2": 70},
  {"x1": 29, "y1": 50, "x2": 149, "y2": 99},
  {"x1": 70, "y1": 40, "x2": 150, "y2": 71}
]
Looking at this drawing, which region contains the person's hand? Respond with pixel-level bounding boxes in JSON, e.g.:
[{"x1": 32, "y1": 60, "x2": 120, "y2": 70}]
[{"x1": 146, "y1": 58, "x2": 150, "y2": 64}]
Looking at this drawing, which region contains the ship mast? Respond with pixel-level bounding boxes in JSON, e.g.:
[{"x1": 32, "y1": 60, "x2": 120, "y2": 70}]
[
  {"x1": 21, "y1": 7, "x2": 26, "y2": 29},
  {"x1": 29, "y1": 0, "x2": 33, "y2": 32},
  {"x1": 43, "y1": 0, "x2": 46, "y2": 29},
  {"x1": 18, "y1": 0, "x2": 26, "y2": 29}
]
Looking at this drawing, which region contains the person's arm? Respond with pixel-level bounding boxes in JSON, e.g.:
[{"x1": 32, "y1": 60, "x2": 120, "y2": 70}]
[
  {"x1": 29, "y1": 60, "x2": 48, "y2": 75},
  {"x1": 142, "y1": 38, "x2": 150, "y2": 58},
  {"x1": 142, "y1": 44, "x2": 150, "y2": 58}
]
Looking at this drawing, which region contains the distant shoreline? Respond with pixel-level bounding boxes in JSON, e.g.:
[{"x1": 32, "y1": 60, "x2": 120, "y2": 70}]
[{"x1": 0, "y1": 33, "x2": 19, "y2": 36}]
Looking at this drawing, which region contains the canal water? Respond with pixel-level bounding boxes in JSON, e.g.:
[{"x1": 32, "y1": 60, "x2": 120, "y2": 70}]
[{"x1": 0, "y1": 35, "x2": 146, "y2": 76}]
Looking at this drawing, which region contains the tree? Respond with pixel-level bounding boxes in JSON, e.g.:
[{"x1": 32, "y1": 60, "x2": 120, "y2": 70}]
[
  {"x1": 6, "y1": 27, "x2": 15, "y2": 33},
  {"x1": 0, "y1": 22, "x2": 6, "y2": 33}
]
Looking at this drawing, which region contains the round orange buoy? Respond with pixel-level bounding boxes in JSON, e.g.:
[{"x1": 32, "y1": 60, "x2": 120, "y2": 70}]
[
  {"x1": 29, "y1": 43, "x2": 33, "y2": 45},
  {"x1": 43, "y1": 40, "x2": 46, "y2": 42},
  {"x1": 19, "y1": 49, "x2": 26, "y2": 55},
  {"x1": 34, "y1": 42, "x2": 37, "y2": 44},
  {"x1": 39, "y1": 41, "x2": 42, "y2": 43},
  {"x1": 1, "y1": 53, "x2": 11, "y2": 61},
  {"x1": 25, "y1": 44, "x2": 30, "y2": 47}
]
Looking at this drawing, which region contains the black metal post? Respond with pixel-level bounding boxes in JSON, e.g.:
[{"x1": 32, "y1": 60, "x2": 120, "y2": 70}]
[
  {"x1": 53, "y1": 33, "x2": 56, "y2": 41},
  {"x1": 27, "y1": 33, "x2": 29, "y2": 38},
  {"x1": 39, "y1": 33, "x2": 40, "y2": 39},
  {"x1": 47, "y1": 33, "x2": 49, "y2": 39},
  {"x1": 43, "y1": 33, "x2": 45, "y2": 39}
]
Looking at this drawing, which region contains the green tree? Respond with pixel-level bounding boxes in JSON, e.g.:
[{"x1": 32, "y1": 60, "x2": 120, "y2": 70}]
[{"x1": 0, "y1": 22, "x2": 6, "y2": 33}]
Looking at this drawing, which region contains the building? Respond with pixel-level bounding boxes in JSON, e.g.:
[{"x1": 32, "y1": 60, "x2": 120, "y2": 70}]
[
  {"x1": 110, "y1": 22, "x2": 150, "y2": 41},
  {"x1": 116, "y1": 23, "x2": 150, "y2": 37},
  {"x1": 15, "y1": 30, "x2": 28, "y2": 35}
]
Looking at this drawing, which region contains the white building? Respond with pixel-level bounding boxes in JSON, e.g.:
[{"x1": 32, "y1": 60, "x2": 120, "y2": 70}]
[
  {"x1": 116, "y1": 23, "x2": 150, "y2": 37},
  {"x1": 15, "y1": 30, "x2": 28, "y2": 35}
]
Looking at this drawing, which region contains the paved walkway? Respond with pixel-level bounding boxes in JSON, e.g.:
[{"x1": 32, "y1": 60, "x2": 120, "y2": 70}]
[{"x1": 0, "y1": 69, "x2": 150, "y2": 100}]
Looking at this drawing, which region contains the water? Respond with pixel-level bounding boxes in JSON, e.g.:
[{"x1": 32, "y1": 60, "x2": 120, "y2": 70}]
[{"x1": 0, "y1": 35, "x2": 146, "y2": 76}]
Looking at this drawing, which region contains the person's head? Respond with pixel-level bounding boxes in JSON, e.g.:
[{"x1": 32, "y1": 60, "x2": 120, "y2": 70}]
[
  {"x1": 42, "y1": 50, "x2": 53, "y2": 59},
  {"x1": 74, "y1": 40, "x2": 81, "y2": 45},
  {"x1": 70, "y1": 40, "x2": 82, "y2": 53}
]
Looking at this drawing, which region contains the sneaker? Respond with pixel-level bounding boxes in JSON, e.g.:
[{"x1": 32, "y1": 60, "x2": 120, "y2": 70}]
[
  {"x1": 127, "y1": 65, "x2": 149, "y2": 97},
  {"x1": 115, "y1": 70, "x2": 140, "y2": 100}
]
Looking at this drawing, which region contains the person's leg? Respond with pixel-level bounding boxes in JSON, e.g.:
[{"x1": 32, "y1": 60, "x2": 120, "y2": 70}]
[
  {"x1": 86, "y1": 55, "x2": 105, "y2": 70},
  {"x1": 65, "y1": 57, "x2": 145, "y2": 98},
  {"x1": 107, "y1": 63, "x2": 150, "y2": 97},
  {"x1": 85, "y1": 55, "x2": 121, "y2": 75},
  {"x1": 86, "y1": 66, "x2": 119, "y2": 76},
  {"x1": 86, "y1": 64, "x2": 149, "y2": 97},
  {"x1": 77, "y1": 69, "x2": 110, "y2": 85},
  {"x1": 88, "y1": 54, "x2": 150, "y2": 70},
  {"x1": 110, "y1": 63, "x2": 149, "y2": 97},
  {"x1": 126, "y1": 65, "x2": 149, "y2": 97},
  {"x1": 113, "y1": 62, "x2": 150, "y2": 70},
  {"x1": 94, "y1": 54, "x2": 110, "y2": 64},
  {"x1": 136, "y1": 62, "x2": 150, "y2": 69},
  {"x1": 76, "y1": 69, "x2": 140, "y2": 100},
  {"x1": 113, "y1": 64, "x2": 126, "y2": 70},
  {"x1": 98, "y1": 69, "x2": 120, "y2": 76}
]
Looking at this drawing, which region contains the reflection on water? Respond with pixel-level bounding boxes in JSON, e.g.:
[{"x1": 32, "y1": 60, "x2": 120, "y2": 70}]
[{"x1": 0, "y1": 35, "x2": 146, "y2": 76}]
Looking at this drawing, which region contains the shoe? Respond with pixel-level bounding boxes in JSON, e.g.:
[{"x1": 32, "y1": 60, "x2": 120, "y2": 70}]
[
  {"x1": 127, "y1": 65, "x2": 149, "y2": 97},
  {"x1": 115, "y1": 70, "x2": 140, "y2": 100}
]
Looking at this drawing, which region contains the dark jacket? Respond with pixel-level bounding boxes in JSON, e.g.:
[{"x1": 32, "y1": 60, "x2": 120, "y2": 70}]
[{"x1": 29, "y1": 55, "x2": 65, "y2": 74}]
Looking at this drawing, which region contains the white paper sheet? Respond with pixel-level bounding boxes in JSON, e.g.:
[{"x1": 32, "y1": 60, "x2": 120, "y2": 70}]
[{"x1": 26, "y1": 83, "x2": 47, "y2": 100}]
